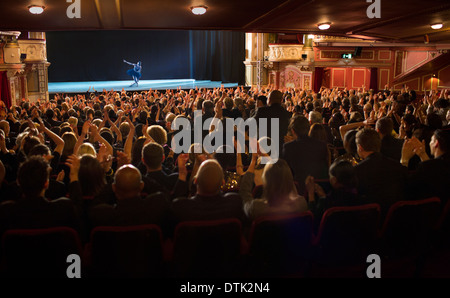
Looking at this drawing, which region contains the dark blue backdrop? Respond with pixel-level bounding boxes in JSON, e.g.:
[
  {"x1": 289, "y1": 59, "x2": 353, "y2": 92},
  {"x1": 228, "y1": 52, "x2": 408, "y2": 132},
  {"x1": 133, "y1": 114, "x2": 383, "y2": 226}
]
[{"x1": 46, "y1": 30, "x2": 245, "y2": 85}]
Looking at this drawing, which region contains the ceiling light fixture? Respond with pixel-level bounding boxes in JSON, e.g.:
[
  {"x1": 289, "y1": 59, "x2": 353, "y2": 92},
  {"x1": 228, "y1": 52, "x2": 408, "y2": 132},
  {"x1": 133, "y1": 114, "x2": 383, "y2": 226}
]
[
  {"x1": 191, "y1": 6, "x2": 207, "y2": 15},
  {"x1": 318, "y1": 22, "x2": 331, "y2": 30},
  {"x1": 28, "y1": 5, "x2": 45, "y2": 14},
  {"x1": 431, "y1": 23, "x2": 443, "y2": 30}
]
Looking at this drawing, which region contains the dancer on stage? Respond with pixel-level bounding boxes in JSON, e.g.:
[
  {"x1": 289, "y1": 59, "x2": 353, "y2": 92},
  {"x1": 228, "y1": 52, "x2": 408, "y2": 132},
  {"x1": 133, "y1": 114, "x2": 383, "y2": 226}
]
[{"x1": 123, "y1": 59, "x2": 142, "y2": 87}]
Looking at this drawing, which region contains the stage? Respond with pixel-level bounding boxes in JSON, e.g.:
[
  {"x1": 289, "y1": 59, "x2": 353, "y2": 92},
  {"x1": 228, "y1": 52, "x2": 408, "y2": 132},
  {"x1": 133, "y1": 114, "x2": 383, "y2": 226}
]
[{"x1": 48, "y1": 79, "x2": 239, "y2": 94}]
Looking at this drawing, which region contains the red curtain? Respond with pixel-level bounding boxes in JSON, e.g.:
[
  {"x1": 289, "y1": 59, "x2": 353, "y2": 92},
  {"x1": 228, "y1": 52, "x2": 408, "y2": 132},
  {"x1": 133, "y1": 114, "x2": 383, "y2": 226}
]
[
  {"x1": 313, "y1": 67, "x2": 324, "y2": 93},
  {"x1": 0, "y1": 71, "x2": 11, "y2": 108}
]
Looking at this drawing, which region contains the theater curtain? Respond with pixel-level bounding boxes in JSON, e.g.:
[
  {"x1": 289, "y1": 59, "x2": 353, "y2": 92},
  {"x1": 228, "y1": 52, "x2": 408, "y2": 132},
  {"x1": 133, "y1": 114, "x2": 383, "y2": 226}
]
[
  {"x1": 313, "y1": 67, "x2": 324, "y2": 93},
  {"x1": 46, "y1": 30, "x2": 245, "y2": 85},
  {"x1": 370, "y1": 68, "x2": 378, "y2": 93},
  {"x1": 190, "y1": 30, "x2": 245, "y2": 85},
  {"x1": 0, "y1": 71, "x2": 11, "y2": 108}
]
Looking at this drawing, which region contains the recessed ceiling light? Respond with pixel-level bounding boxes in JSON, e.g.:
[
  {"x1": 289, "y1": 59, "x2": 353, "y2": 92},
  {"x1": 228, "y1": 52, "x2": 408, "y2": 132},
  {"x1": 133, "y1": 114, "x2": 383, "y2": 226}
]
[
  {"x1": 28, "y1": 5, "x2": 45, "y2": 14},
  {"x1": 191, "y1": 6, "x2": 207, "y2": 15},
  {"x1": 431, "y1": 23, "x2": 443, "y2": 30},
  {"x1": 318, "y1": 22, "x2": 331, "y2": 30}
]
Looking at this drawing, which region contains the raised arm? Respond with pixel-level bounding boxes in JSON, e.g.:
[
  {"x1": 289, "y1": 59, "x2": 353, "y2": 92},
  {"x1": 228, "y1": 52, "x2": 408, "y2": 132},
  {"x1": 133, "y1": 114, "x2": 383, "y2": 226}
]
[
  {"x1": 123, "y1": 117, "x2": 135, "y2": 160},
  {"x1": 73, "y1": 120, "x2": 91, "y2": 156},
  {"x1": 108, "y1": 117, "x2": 122, "y2": 143},
  {"x1": 339, "y1": 120, "x2": 374, "y2": 141},
  {"x1": 90, "y1": 124, "x2": 113, "y2": 157},
  {"x1": 123, "y1": 59, "x2": 135, "y2": 66},
  {"x1": 37, "y1": 117, "x2": 65, "y2": 155}
]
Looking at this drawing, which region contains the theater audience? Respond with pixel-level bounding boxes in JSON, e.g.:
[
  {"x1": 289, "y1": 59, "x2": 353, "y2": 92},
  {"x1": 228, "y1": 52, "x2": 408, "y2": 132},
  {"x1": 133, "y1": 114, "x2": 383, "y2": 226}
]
[
  {"x1": 239, "y1": 157, "x2": 308, "y2": 221},
  {"x1": 141, "y1": 142, "x2": 188, "y2": 198},
  {"x1": 402, "y1": 129, "x2": 450, "y2": 203},
  {"x1": 354, "y1": 128, "x2": 407, "y2": 217},
  {"x1": 0, "y1": 156, "x2": 80, "y2": 237},
  {"x1": 253, "y1": 90, "x2": 291, "y2": 150},
  {"x1": 282, "y1": 115, "x2": 329, "y2": 194},
  {"x1": 0, "y1": 85, "x2": 449, "y2": 276},
  {"x1": 376, "y1": 116, "x2": 403, "y2": 162},
  {"x1": 171, "y1": 159, "x2": 245, "y2": 223},
  {"x1": 89, "y1": 164, "x2": 170, "y2": 230},
  {"x1": 306, "y1": 160, "x2": 360, "y2": 224}
]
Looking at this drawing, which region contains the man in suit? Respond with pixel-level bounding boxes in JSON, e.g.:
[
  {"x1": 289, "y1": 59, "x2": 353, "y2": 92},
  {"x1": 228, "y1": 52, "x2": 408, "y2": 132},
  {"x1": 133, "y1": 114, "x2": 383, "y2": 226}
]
[
  {"x1": 281, "y1": 115, "x2": 329, "y2": 194},
  {"x1": 171, "y1": 159, "x2": 245, "y2": 223},
  {"x1": 253, "y1": 90, "x2": 291, "y2": 153},
  {"x1": 89, "y1": 164, "x2": 170, "y2": 229},
  {"x1": 376, "y1": 117, "x2": 403, "y2": 162},
  {"x1": 354, "y1": 128, "x2": 408, "y2": 217},
  {"x1": 402, "y1": 129, "x2": 450, "y2": 204},
  {"x1": 0, "y1": 156, "x2": 80, "y2": 237},
  {"x1": 141, "y1": 142, "x2": 188, "y2": 198}
]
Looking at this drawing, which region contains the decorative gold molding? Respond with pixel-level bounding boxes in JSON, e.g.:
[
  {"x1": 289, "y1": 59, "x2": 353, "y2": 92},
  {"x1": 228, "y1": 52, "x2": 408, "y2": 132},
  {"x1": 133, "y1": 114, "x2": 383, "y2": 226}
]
[
  {"x1": 268, "y1": 44, "x2": 304, "y2": 62},
  {"x1": 18, "y1": 40, "x2": 47, "y2": 62}
]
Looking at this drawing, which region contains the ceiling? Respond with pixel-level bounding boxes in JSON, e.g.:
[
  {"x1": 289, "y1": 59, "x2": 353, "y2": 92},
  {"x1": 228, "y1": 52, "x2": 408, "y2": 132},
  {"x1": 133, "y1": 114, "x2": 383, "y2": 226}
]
[{"x1": 1, "y1": 0, "x2": 450, "y2": 45}]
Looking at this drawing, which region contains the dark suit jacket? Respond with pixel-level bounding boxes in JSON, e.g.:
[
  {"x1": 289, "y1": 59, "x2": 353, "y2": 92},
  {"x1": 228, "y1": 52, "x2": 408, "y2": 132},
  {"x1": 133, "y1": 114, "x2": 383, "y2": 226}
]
[
  {"x1": 355, "y1": 152, "x2": 408, "y2": 217},
  {"x1": 222, "y1": 108, "x2": 242, "y2": 119},
  {"x1": 88, "y1": 192, "x2": 170, "y2": 228},
  {"x1": 0, "y1": 195, "x2": 80, "y2": 237},
  {"x1": 144, "y1": 170, "x2": 188, "y2": 199},
  {"x1": 253, "y1": 103, "x2": 291, "y2": 150},
  {"x1": 407, "y1": 152, "x2": 450, "y2": 204},
  {"x1": 146, "y1": 170, "x2": 178, "y2": 190},
  {"x1": 380, "y1": 135, "x2": 403, "y2": 162},
  {"x1": 171, "y1": 192, "x2": 245, "y2": 224},
  {"x1": 281, "y1": 136, "x2": 329, "y2": 194}
]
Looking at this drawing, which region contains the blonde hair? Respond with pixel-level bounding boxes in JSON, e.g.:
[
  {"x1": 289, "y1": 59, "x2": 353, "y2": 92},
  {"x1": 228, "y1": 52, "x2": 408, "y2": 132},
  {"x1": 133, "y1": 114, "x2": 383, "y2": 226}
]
[
  {"x1": 262, "y1": 159, "x2": 296, "y2": 207},
  {"x1": 62, "y1": 132, "x2": 77, "y2": 158},
  {"x1": 68, "y1": 116, "x2": 78, "y2": 127},
  {"x1": 77, "y1": 143, "x2": 96, "y2": 157},
  {"x1": 147, "y1": 125, "x2": 167, "y2": 146},
  {"x1": 92, "y1": 118, "x2": 102, "y2": 128}
]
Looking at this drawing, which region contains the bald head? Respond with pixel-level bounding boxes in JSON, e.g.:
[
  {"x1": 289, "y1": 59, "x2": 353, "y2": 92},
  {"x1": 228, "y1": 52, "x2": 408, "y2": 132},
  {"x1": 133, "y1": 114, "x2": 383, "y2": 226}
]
[
  {"x1": 112, "y1": 164, "x2": 144, "y2": 200},
  {"x1": 195, "y1": 159, "x2": 224, "y2": 196},
  {"x1": 268, "y1": 90, "x2": 283, "y2": 105}
]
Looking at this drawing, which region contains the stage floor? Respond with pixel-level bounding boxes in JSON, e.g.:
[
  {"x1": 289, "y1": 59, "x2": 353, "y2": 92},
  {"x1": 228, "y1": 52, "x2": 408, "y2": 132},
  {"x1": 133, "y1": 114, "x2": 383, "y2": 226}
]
[{"x1": 48, "y1": 79, "x2": 238, "y2": 94}]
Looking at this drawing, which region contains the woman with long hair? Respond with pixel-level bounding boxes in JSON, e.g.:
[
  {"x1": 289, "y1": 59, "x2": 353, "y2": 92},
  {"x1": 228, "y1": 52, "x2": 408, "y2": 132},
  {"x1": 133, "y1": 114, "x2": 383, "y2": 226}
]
[{"x1": 239, "y1": 157, "x2": 308, "y2": 220}]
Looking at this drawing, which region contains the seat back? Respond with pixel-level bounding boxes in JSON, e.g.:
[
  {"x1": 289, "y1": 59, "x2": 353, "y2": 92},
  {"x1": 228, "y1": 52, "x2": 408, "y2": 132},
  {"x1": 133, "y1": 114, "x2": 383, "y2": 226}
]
[
  {"x1": 435, "y1": 199, "x2": 450, "y2": 246},
  {"x1": 248, "y1": 211, "x2": 314, "y2": 276},
  {"x1": 314, "y1": 204, "x2": 381, "y2": 266},
  {"x1": 381, "y1": 197, "x2": 441, "y2": 258},
  {"x1": 1, "y1": 227, "x2": 82, "y2": 278},
  {"x1": 87, "y1": 224, "x2": 163, "y2": 278},
  {"x1": 173, "y1": 218, "x2": 244, "y2": 277}
]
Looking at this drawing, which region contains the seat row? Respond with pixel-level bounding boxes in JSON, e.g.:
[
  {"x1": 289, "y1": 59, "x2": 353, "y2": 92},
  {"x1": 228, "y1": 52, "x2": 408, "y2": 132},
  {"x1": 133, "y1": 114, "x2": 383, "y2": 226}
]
[{"x1": 1, "y1": 197, "x2": 449, "y2": 278}]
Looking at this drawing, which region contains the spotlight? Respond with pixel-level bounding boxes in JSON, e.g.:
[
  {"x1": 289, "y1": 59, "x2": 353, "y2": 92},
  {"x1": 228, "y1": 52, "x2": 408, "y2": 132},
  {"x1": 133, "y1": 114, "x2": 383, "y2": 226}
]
[
  {"x1": 318, "y1": 22, "x2": 331, "y2": 30},
  {"x1": 28, "y1": 5, "x2": 45, "y2": 14},
  {"x1": 431, "y1": 23, "x2": 443, "y2": 30},
  {"x1": 191, "y1": 6, "x2": 207, "y2": 15}
]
